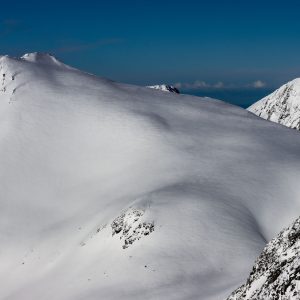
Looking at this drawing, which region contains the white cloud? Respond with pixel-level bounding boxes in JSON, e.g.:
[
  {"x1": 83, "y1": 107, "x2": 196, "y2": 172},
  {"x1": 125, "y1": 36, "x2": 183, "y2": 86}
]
[
  {"x1": 174, "y1": 80, "x2": 267, "y2": 90},
  {"x1": 213, "y1": 81, "x2": 225, "y2": 89},
  {"x1": 192, "y1": 80, "x2": 210, "y2": 89},
  {"x1": 176, "y1": 81, "x2": 209, "y2": 89},
  {"x1": 174, "y1": 82, "x2": 182, "y2": 89},
  {"x1": 251, "y1": 80, "x2": 266, "y2": 88},
  {"x1": 174, "y1": 80, "x2": 225, "y2": 90}
]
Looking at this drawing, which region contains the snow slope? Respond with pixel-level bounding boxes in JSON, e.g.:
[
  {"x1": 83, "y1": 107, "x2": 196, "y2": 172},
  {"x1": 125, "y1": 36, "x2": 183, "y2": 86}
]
[
  {"x1": 146, "y1": 84, "x2": 180, "y2": 93},
  {"x1": 1, "y1": 53, "x2": 300, "y2": 300},
  {"x1": 227, "y1": 216, "x2": 300, "y2": 300},
  {"x1": 248, "y1": 79, "x2": 300, "y2": 130}
]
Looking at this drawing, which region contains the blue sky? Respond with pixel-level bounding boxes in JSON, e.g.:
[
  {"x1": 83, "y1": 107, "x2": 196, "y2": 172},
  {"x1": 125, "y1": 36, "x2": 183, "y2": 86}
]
[{"x1": 2, "y1": 0, "x2": 300, "y2": 105}]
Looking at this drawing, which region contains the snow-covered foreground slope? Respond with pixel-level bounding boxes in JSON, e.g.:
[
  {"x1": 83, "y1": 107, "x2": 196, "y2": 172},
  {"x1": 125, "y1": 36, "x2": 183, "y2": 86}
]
[
  {"x1": 248, "y1": 79, "x2": 300, "y2": 130},
  {"x1": 227, "y1": 216, "x2": 300, "y2": 300},
  {"x1": 1, "y1": 53, "x2": 300, "y2": 300}
]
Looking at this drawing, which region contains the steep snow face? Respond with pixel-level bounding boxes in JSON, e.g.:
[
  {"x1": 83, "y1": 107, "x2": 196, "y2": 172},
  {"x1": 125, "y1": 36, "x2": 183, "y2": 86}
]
[
  {"x1": 1, "y1": 53, "x2": 300, "y2": 300},
  {"x1": 147, "y1": 84, "x2": 180, "y2": 93},
  {"x1": 226, "y1": 216, "x2": 300, "y2": 300},
  {"x1": 248, "y1": 79, "x2": 300, "y2": 130}
]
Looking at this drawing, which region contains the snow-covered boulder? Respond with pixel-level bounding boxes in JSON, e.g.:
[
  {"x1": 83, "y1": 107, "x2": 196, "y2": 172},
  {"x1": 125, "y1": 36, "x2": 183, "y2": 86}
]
[
  {"x1": 226, "y1": 216, "x2": 300, "y2": 300},
  {"x1": 248, "y1": 79, "x2": 300, "y2": 130},
  {"x1": 147, "y1": 84, "x2": 180, "y2": 93}
]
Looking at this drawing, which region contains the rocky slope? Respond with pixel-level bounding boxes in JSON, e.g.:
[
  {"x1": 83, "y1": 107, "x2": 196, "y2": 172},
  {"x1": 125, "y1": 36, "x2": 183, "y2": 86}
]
[
  {"x1": 227, "y1": 216, "x2": 300, "y2": 300},
  {"x1": 248, "y1": 78, "x2": 300, "y2": 130}
]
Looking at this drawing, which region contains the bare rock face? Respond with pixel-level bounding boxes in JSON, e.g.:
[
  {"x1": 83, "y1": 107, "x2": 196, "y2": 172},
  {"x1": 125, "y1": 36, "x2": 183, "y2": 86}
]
[
  {"x1": 248, "y1": 79, "x2": 300, "y2": 130},
  {"x1": 227, "y1": 216, "x2": 300, "y2": 300}
]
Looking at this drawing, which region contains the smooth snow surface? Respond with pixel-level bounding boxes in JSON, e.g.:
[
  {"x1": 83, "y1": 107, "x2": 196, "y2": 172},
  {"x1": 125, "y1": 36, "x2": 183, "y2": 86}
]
[{"x1": 1, "y1": 53, "x2": 300, "y2": 300}]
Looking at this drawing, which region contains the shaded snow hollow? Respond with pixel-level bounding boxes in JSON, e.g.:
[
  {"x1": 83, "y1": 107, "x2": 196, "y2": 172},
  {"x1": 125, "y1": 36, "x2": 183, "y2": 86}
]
[{"x1": 1, "y1": 53, "x2": 300, "y2": 300}]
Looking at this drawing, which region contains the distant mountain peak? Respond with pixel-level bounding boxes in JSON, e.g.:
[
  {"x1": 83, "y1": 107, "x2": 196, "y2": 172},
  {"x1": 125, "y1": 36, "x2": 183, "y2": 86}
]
[
  {"x1": 147, "y1": 84, "x2": 180, "y2": 94},
  {"x1": 248, "y1": 78, "x2": 300, "y2": 130}
]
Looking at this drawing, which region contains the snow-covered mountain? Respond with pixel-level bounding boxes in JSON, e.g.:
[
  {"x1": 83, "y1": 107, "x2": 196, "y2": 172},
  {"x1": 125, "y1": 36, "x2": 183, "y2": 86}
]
[
  {"x1": 146, "y1": 84, "x2": 180, "y2": 93},
  {"x1": 21, "y1": 52, "x2": 73, "y2": 68},
  {"x1": 248, "y1": 79, "x2": 300, "y2": 130},
  {"x1": 1, "y1": 53, "x2": 300, "y2": 300},
  {"x1": 226, "y1": 216, "x2": 300, "y2": 300}
]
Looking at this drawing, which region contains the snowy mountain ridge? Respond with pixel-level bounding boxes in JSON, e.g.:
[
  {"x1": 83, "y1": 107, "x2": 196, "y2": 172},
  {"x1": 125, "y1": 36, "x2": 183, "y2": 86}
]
[
  {"x1": 1, "y1": 52, "x2": 300, "y2": 300},
  {"x1": 248, "y1": 78, "x2": 300, "y2": 130}
]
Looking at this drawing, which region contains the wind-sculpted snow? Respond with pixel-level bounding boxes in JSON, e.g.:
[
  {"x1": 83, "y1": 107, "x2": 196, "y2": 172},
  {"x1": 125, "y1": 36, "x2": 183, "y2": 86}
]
[
  {"x1": 226, "y1": 216, "x2": 300, "y2": 300},
  {"x1": 1, "y1": 53, "x2": 300, "y2": 300},
  {"x1": 248, "y1": 78, "x2": 300, "y2": 130}
]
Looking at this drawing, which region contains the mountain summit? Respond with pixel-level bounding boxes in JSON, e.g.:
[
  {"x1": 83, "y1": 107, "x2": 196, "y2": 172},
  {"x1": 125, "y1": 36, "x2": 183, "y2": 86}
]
[
  {"x1": 21, "y1": 52, "x2": 73, "y2": 69},
  {"x1": 248, "y1": 78, "x2": 300, "y2": 130}
]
